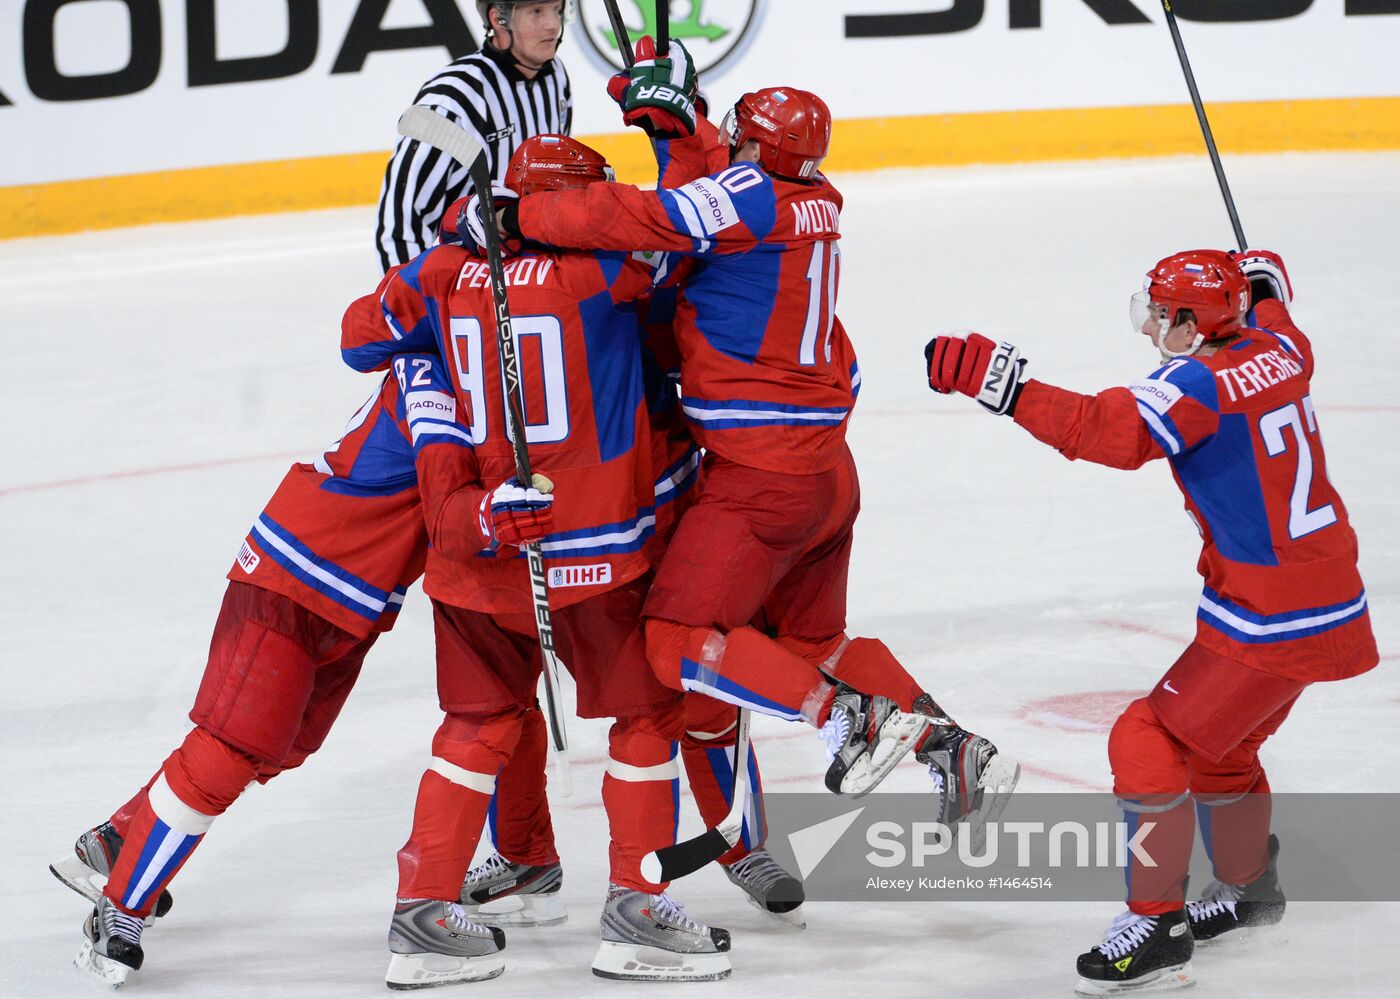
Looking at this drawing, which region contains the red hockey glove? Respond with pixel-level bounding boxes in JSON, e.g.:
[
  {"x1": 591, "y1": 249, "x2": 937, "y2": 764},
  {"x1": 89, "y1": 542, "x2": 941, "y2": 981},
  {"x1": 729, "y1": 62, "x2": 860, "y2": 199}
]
[
  {"x1": 613, "y1": 36, "x2": 698, "y2": 140},
  {"x1": 478, "y1": 474, "x2": 555, "y2": 549},
  {"x1": 1231, "y1": 248, "x2": 1293, "y2": 309},
  {"x1": 924, "y1": 333, "x2": 1027, "y2": 416},
  {"x1": 465, "y1": 185, "x2": 524, "y2": 257}
]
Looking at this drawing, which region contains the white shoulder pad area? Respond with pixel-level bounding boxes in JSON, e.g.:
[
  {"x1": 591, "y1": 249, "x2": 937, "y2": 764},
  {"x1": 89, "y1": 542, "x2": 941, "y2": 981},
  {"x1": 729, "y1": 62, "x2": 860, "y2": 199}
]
[{"x1": 1128, "y1": 378, "x2": 1184, "y2": 416}]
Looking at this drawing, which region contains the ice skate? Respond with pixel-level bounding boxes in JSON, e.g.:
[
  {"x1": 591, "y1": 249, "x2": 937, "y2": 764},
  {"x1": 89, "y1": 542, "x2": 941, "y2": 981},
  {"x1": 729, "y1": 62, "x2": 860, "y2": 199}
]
[
  {"x1": 913, "y1": 710, "x2": 1021, "y2": 853},
  {"x1": 458, "y1": 852, "x2": 565, "y2": 927},
  {"x1": 1187, "y1": 834, "x2": 1285, "y2": 943},
  {"x1": 822, "y1": 683, "x2": 931, "y2": 797},
  {"x1": 75, "y1": 895, "x2": 144, "y2": 989},
  {"x1": 723, "y1": 847, "x2": 805, "y2": 927},
  {"x1": 385, "y1": 898, "x2": 506, "y2": 990},
  {"x1": 591, "y1": 884, "x2": 731, "y2": 981},
  {"x1": 51, "y1": 822, "x2": 173, "y2": 922},
  {"x1": 1075, "y1": 908, "x2": 1195, "y2": 995}
]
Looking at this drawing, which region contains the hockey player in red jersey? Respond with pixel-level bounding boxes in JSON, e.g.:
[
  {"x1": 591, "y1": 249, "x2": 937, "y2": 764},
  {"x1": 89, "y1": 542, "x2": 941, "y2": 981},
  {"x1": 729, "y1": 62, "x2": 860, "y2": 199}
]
[
  {"x1": 357, "y1": 134, "x2": 741, "y2": 984},
  {"x1": 925, "y1": 248, "x2": 1378, "y2": 995},
  {"x1": 53, "y1": 337, "x2": 430, "y2": 987},
  {"x1": 488, "y1": 65, "x2": 1020, "y2": 819}
]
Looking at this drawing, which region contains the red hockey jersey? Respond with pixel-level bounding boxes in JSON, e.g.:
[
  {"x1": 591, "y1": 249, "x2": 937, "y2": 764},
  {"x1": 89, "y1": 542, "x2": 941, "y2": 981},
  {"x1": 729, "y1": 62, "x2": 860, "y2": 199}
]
[
  {"x1": 1013, "y1": 300, "x2": 1376, "y2": 682},
  {"x1": 228, "y1": 371, "x2": 427, "y2": 639},
  {"x1": 342, "y1": 244, "x2": 699, "y2": 614},
  {"x1": 517, "y1": 161, "x2": 858, "y2": 476}
]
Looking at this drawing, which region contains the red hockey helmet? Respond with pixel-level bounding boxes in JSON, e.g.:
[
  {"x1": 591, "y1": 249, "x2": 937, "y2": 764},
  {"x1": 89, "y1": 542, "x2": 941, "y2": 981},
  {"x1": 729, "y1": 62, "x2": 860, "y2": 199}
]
[
  {"x1": 1139, "y1": 249, "x2": 1250, "y2": 340},
  {"x1": 505, "y1": 134, "x2": 613, "y2": 196},
  {"x1": 726, "y1": 87, "x2": 832, "y2": 181}
]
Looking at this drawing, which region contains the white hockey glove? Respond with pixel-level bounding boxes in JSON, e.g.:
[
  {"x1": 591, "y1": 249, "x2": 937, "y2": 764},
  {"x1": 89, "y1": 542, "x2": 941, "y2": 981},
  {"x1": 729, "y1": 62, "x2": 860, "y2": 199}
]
[
  {"x1": 465, "y1": 185, "x2": 522, "y2": 256},
  {"x1": 1231, "y1": 248, "x2": 1293, "y2": 309}
]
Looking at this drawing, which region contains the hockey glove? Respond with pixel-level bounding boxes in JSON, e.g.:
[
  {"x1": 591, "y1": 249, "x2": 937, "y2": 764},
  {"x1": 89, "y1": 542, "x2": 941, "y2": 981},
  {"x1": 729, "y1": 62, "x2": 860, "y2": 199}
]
[
  {"x1": 612, "y1": 36, "x2": 698, "y2": 140},
  {"x1": 437, "y1": 196, "x2": 480, "y2": 252},
  {"x1": 479, "y1": 474, "x2": 555, "y2": 549},
  {"x1": 465, "y1": 185, "x2": 524, "y2": 257},
  {"x1": 925, "y1": 333, "x2": 1027, "y2": 416},
  {"x1": 1231, "y1": 248, "x2": 1293, "y2": 309}
]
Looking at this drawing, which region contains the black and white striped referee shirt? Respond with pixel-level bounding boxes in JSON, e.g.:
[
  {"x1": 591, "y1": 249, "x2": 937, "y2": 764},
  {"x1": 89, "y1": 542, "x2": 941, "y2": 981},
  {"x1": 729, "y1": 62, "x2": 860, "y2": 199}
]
[{"x1": 375, "y1": 43, "x2": 572, "y2": 272}]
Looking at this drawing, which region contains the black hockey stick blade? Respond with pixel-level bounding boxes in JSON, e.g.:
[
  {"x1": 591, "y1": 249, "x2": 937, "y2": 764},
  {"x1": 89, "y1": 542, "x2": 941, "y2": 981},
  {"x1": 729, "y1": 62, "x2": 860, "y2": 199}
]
[
  {"x1": 643, "y1": 828, "x2": 736, "y2": 884},
  {"x1": 397, "y1": 106, "x2": 486, "y2": 174}
]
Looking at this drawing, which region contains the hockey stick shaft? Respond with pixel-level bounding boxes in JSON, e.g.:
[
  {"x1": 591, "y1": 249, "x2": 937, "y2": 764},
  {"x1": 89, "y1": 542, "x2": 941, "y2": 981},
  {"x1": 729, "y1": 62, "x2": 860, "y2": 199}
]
[
  {"x1": 1160, "y1": 1, "x2": 1248, "y2": 250},
  {"x1": 396, "y1": 107, "x2": 573, "y2": 795},
  {"x1": 640, "y1": 708, "x2": 751, "y2": 884},
  {"x1": 656, "y1": 0, "x2": 670, "y2": 53},
  {"x1": 602, "y1": 0, "x2": 635, "y2": 66}
]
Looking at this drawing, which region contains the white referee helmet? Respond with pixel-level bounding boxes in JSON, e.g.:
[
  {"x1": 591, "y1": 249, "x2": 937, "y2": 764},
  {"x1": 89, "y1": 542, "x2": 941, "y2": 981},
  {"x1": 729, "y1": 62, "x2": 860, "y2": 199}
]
[{"x1": 476, "y1": 1, "x2": 574, "y2": 43}]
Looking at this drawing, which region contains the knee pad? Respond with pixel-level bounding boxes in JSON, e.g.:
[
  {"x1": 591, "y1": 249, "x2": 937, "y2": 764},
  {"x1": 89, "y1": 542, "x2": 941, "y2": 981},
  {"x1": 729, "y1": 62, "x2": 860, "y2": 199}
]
[
  {"x1": 431, "y1": 708, "x2": 529, "y2": 788},
  {"x1": 163, "y1": 727, "x2": 261, "y2": 817},
  {"x1": 1109, "y1": 698, "x2": 1190, "y2": 799},
  {"x1": 683, "y1": 693, "x2": 741, "y2": 748}
]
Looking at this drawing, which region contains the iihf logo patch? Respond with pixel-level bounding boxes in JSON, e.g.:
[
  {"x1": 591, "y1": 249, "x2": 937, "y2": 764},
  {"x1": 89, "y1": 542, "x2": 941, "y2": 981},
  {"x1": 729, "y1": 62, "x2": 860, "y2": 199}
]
[
  {"x1": 236, "y1": 541, "x2": 260, "y2": 574},
  {"x1": 548, "y1": 563, "x2": 612, "y2": 588}
]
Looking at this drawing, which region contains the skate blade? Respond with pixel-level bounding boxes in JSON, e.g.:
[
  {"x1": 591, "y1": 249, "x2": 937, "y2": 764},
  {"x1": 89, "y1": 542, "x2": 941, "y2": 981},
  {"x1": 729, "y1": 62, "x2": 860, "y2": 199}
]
[
  {"x1": 743, "y1": 892, "x2": 806, "y2": 929},
  {"x1": 52, "y1": 855, "x2": 105, "y2": 906},
  {"x1": 384, "y1": 951, "x2": 505, "y2": 990},
  {"x1": 75, "y1": 939, "x2": 132, "y2": 990},
  {"x1": 841, "y1": 712, "x2": 932, "y2": 797},
  {"x1": 461, "y1": 891, "x2": 567, "y2": 927},
  {"x1": 959, "y1": 755, "x2": 1022, "y2": 854},
  {"x1": 590, "y1": 941, "x2": 732, "y2": 982},
  {"x1": 1074, "y1": 962, "x2": 1195, "y2": 995}
]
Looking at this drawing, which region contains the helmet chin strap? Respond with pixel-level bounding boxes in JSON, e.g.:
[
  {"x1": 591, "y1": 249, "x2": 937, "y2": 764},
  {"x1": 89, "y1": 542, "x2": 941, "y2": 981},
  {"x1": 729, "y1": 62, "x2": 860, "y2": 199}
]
[{"x1": 1152, "y1": 319, "x2": 1204, "y2": 363}]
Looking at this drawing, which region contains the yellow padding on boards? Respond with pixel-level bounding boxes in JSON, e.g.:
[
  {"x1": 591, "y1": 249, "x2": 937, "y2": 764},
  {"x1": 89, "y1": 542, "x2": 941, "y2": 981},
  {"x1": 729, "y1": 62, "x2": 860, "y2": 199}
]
[{"x1": 3, "y1": 96, "x2": 1399, "y2": 240}]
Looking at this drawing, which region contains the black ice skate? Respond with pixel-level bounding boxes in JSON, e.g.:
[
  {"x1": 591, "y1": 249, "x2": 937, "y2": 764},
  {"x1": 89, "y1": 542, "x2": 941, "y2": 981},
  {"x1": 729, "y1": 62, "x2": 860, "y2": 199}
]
[
  {"x1": 459, "y1": 852, "x2": 565, "y2": 927},
  {"x1": 1187, "y1": 834, "x2": 1286, "y2": 943},
  {"x1": 822, "y1": 683, "x2": 931, "y2": 797},
  {"x1": 723, "y1": 847, "x2": 805, "y2": 927},
  {"x1": 1075, "y1": 908, "x2": 1195, "y2": 996},
  {"x1": 75, "y1": 895, "x2": 145, "y2": 988},
  {"x1": 51, "y1": 822, "x2": 173, "y2": 923},
  {"x1": 912, "y1": 702, "x2": 1021, "y2": 853}
]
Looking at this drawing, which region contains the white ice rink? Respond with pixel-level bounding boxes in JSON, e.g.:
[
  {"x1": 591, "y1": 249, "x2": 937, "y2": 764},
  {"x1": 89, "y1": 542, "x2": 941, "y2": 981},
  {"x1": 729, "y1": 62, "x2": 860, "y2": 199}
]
[{"x1": 2, "y1": 153, "x2": 1397, "y2": 997}]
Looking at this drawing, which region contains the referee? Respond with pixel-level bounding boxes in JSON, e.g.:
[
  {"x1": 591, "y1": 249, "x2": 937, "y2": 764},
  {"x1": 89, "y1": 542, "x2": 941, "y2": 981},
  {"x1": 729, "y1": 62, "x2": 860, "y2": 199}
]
[{"x1": 375, "y1": 1, "x2": 573, "y2": 272}]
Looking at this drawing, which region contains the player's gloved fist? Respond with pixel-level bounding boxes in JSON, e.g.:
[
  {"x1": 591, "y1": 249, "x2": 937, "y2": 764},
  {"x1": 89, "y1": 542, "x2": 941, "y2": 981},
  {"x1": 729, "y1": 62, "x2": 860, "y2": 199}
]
[
  {"x1": 1231, "y1": 248, "x2": 1293, "y2": 309},
  {"x1": 437, "y1": 196, "x2": 480, "y2": 252},
  {"x1": 617, "y1": 36, "x2": 698, "y2": 140},
  {"x1": 464, "y1": 185, "x2": 523, "y2": 256},
  {"x1": 924, "y1": 332, "x2": 1027, "y2": 416},
  {"x1": 478, "y1": 473, "x2": 555, "y2": 549}
]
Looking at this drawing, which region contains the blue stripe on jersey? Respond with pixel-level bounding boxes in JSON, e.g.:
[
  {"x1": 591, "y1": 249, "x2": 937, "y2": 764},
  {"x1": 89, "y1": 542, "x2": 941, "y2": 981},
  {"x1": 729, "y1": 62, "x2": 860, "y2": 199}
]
[
  {"x1": 660, "y1": 190, "x2": 711, "y2": 254},
  {"x1": 1135, "y1": 401, "x2": 1187, "y2": 456},
  {"x1": 537, "y1": 509, "x2": 657, "y2": 558},
  {"x1": 685, "y1": 250, "x2": 784, "y2": 362},
  {"x1": 720, "y1": 164, "x2": 777, "y2": 240},
  {"x1": 578, "y1": 287, "x2": 643, "y2": 463},
  {"x1": 680, "y1": 657, "x2": 804, "y2": 721},
  {"x1": 655, "y1": 449, "x2": 701, "y2": 505},
  {"x1": 593, "y1": 250, "x2": 626, "y2": 289},
  {"x1": 319, "y1": 407, "x2": 418, "y2": 497},
  {"x1": 1261, "y1": 327, "x2": 1303, "y2": 360},
  {"x1": 851, "y1": 360, "x2": 861, "y2": 398},
  {"x1": 251, "y1": 513, "x2": 393, "y2": 620},
  {"x1": 342, "y1": 340, "x2": 399, "y2": 373},
  {"x1": 1198, "y1": 586, "x2": 1369, "y2": 644},
  {"x1": 1171, "y1": 412, "x2": 1278, "y2": 566}
]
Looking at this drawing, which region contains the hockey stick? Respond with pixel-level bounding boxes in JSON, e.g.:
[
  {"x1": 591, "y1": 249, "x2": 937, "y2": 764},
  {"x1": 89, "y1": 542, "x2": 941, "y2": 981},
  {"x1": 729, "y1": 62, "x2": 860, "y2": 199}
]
[
  {"x1": 1160, "y1": 1, "x2": 1248, "y2": 250},
  {"x1": 641, "y1": 708, "x2": 752, "y2": 884},
  {"x1": 656, "y1": 0, "x2": 669, "y2": 54},
  {"x1": 397, "y1": 106, "x2": 573, "y2": 796},
  {"x1": 602, "y1": 0, "x2": 636, "y2": 66}
]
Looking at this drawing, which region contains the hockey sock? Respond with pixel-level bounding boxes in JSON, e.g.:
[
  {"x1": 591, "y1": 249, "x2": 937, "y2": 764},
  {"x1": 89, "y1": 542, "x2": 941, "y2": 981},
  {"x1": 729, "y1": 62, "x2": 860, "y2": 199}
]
[
  {"x1": 487, "y1": 703, "x2": 559, "y2": 867},
  {"x1": 645, "y1": 617, "x2": 834, "y2": 724},
  {"x1": 397, "y1": 709, "x2": 525, "y2": 900},
  {"x1": 604, "y1": 702, "x2": 684, "y2": 893},
  {"x1": 778, "y1": 634, "x2": 925, "y2": 712},
  {"x1": 681, "y1": 694, "x2": 765, "y2": 866},
  {"x1": 103, "y1": 727, "x2": 255, "y2": 917},
  {"x1": 1194, "y1": 769, "x2": 1273, "y2": 887},
  {"x1": 1110, "y1": 698, "x2": 1195, "y2": 915}
]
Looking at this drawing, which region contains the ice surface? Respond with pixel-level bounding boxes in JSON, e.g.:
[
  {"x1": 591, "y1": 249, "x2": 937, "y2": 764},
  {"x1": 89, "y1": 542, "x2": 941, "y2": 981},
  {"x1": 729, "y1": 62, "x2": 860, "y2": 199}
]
[{"x1": 2, "y1": 153, "x2": 1396, "y2": 997}]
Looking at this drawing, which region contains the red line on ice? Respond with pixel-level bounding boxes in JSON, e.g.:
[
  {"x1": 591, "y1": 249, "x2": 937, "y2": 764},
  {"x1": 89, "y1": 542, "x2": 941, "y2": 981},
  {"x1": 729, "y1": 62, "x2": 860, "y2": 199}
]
[{"x1": 0, "y1": 450, "x2": 307, "y2": 498}]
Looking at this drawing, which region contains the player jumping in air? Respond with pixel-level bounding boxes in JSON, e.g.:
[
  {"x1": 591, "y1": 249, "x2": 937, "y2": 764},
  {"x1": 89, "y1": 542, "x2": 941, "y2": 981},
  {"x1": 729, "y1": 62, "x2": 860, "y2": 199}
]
[
  {"x1": 486, "y1": 47, "x2": 1020, "y2": 825},
  {"x1": 924, "y1": 248, "x2": 1377, "y2": 995}
]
